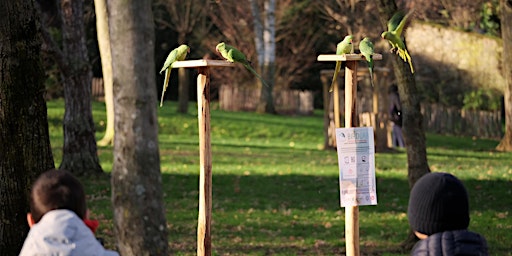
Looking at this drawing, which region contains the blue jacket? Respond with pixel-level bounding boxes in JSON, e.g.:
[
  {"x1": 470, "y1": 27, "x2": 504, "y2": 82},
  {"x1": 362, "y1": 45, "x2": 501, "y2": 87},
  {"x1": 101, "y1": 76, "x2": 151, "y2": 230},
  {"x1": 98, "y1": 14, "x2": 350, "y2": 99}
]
[
  {"x1": 411, "y1": 229, "x2": 488, "y2": 256},
  {"x1": 19, "y1": 209, "x2": 119, "y2": 256}
]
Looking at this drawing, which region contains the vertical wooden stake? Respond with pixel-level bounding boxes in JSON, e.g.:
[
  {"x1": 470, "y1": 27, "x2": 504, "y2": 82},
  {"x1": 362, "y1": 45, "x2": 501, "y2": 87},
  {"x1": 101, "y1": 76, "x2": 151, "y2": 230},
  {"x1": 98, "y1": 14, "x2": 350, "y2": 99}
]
[
  {"x1": 333, "y1": 76, "x2": 341, "y2": 129},
  {"x1": 197, "y1": 67, "x2": 212, "y2": 256},
  {"x1": 372, "y1": 72, "x2": 379, "y2": 115},
  {"x1": 344, "y1": 60, "x2": 360, "y2": 256},
  {"x1": 321, "y1": 74, "x2": 330, "y2": 150}
]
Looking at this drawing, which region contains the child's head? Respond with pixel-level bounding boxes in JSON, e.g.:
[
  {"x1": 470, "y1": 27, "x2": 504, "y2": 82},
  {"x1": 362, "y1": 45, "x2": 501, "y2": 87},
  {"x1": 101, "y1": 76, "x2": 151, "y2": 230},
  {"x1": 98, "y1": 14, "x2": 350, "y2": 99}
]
[
  {"x1": 407, "y1": 172, "x2": 470, "y2": 237},
  {"x1": 29, "y1": 169, "x2": 86, "y2": 223}
]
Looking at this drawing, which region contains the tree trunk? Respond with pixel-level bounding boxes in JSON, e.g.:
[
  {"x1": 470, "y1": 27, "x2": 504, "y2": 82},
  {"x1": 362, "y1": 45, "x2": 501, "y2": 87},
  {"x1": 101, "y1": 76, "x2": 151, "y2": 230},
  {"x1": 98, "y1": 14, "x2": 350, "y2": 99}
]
[
  {"x1": 58, "y1": 0, "x2": 103, "y2": 176},
  {"x1": 260, "y1": 63, "x2": 276, "y2": 113},
  {"x1": 108, "y1": 0, "x2": 169, "y2": 255},
  {"x1": 376, "y1": 0, "x2": 430, "y2": 251},
  {"x1": 178, "y1": 67, "x2": 189, "y2": 113},
  {"x1": 497, "y1": 0, "x2": 512, "y2": 151},
  {"x1": 261, "y1": 0, "x2": 276, "y2": 114},
  {"x1": 177, "y1": 32, "x2": 189, "y2": 114},
  {"x1": 95, "y1": 0, "x2": 115, "y2": 147},
  {"x1": 0, "y1": 1, "x2": 55, "y2": 254},
  {"x1": 251, "y1": 0, "x2": 276, "y2": 114}
]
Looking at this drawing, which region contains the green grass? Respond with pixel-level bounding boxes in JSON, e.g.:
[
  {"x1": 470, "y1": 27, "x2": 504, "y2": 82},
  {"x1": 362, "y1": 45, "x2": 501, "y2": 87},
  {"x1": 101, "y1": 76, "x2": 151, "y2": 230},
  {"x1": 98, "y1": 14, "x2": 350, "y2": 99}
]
[{"x1": 46, "y1": 100, "x2": 512, "y2": 255}]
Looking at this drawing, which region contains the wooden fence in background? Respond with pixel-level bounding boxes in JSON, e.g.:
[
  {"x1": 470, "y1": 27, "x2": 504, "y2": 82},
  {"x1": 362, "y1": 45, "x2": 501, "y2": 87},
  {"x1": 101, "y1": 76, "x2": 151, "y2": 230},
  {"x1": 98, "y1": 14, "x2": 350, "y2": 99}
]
[
  {"x1": 219, "y1": 85, "x2": 314, "y2": 115},
  {"x1": 91, "y1": 77, "x2": 104, "y2": 101},
  {"x1": 357, "y1": 104, "x2": 502, "y2": 140},
  {"x1": 92, "y1": 78, "x2": 502, "y2": 139},
  {"x1": 421, "y1": 104, "x2": 502, "y2": 139}
]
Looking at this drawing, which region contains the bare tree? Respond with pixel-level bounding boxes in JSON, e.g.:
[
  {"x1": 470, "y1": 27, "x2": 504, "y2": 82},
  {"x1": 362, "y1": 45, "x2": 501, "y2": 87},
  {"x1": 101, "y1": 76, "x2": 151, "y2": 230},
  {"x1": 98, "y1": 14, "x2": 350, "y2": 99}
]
[
  {"x1": 0, "y1": 0, "x2": 55, "y2": 254},
  {"x1": 155, "y1": 0, "x2": 210, "y2": 113},
  {"x1": 376, "y1": 0, "x2": 431, "y2": 251},
  {"x1": 251, "y1": 0, "x2": 277, "y2": 114},
  {"x1": 108, "y1": 0, "x2": 169, "y2": 254},
  {"x1": 274, "y1": 1, "x2": 323, "y2": 89},
  {"x1": 319, "y1": 0, "x2": 381, "y2": 41},
  {"x1": 208, "y1": 0, "x2": 260, "y2": 88},
  {"x1": 208, "y1": 0, "x2": 327, "y2": 111},
  {"x1": 497, "y1": 0, "x2": 512, "y2": 151}
]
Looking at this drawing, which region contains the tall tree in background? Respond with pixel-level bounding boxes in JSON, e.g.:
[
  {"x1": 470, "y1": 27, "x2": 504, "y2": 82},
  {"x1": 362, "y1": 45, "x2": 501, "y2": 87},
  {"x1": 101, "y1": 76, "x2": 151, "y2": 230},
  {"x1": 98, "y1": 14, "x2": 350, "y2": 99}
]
[
  {"x1": 319, "y1": 0, "x2": 381, "y2": 41},
  {"x1": 156, "y1": 0, "x2": 209, "y2": 113},
  {"x1": 497, "y1": 0, "x2": 512, "y2": 152},
  {"x1": 95, "y1": 0, "x2": 115, "y2": 147},
  {"x1": 275, "y1": 1, "x2": 324, "y2": 89},
  {"x1": 208, "y1": 1, "x2": 261, "y2": 87},
  {"x1": 209, "y1": 0, "x2": 276, "y2": 114},
  {"x1": 376, "y1": 0, "x2": 431, "y2": 250},
  {"x1": 40, "y1": 0, "x2": 103, "y2": 176},
  {"x1": 59, "y1": 0, "x2": 102, "y2": 175},
  {"x1": 0, "y1": 0, "x2": 55, "y2": 254},
  {"x1": 108, "y1": 0, "x2": 169, "y2": 254},
  {"x1": 251, "y1": 0, "x2": 277, "y2": 114}
]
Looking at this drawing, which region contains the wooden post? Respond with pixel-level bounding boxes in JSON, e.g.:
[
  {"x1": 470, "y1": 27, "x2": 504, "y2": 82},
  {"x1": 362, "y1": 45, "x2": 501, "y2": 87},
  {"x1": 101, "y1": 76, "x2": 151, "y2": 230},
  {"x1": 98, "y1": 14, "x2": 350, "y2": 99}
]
[
  {"x1": 170, "y1": 60, "x2": 234, "y2": 256},
  {"x1": 196, "y1": 67, "x2": 212, "y2": 256},
  {"x1": 373, "y1": 67, "x2": 391, "y2": 152},
  {"x1": 320, "y1": 74, "x2": 331, "y2": 150},
  {"x1": 333, "y1": 74, "x2": 342, "y2": 129},
  {"x1": 344, "y1": 60, "x2": 359, "y2": 256},
  {"x1": 317, "y1": 54, "x2": 382, "y2": 256}
]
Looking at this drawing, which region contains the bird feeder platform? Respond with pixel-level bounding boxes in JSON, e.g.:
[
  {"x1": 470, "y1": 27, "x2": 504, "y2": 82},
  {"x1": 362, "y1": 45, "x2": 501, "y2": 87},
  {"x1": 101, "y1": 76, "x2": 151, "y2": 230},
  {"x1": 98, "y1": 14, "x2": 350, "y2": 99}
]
[
  {"x1": 317, "y1": 53, "x2": 382, "y2": 256},
  {"x1": 317, "y1": 53, "x2": 383, "y2": 62},
  {"x1": 172, "y1": 59, "x2": 234, "y2": 256},
  {"x1": 171, "y1": 59, "x2": 235, "y2": 68}
]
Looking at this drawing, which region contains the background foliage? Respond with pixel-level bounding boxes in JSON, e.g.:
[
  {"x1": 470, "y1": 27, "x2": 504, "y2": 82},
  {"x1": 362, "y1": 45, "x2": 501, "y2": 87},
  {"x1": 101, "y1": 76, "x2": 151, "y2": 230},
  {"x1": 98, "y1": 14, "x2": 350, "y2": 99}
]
[{"x1": 41, "y1": 0, "x2": 503, "y2": 111}]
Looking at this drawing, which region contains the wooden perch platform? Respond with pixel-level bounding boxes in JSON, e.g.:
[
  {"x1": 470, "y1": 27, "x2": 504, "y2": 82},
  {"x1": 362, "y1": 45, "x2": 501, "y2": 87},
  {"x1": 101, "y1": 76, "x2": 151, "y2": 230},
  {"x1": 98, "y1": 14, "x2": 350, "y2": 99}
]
[
  {"x1": 317, "y1": 53, "x2": 383, "y2": 62},
  {"x1": 171, "y1": 59, "x2": 235, "y2": 68},
  {"x1": 320, "y1": 67, "x2": 390, "y2": 76}
]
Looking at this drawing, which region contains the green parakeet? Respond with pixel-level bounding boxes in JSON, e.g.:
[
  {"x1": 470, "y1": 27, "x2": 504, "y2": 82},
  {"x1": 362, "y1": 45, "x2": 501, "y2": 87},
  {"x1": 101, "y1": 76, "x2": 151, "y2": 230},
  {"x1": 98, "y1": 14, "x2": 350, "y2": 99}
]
[
  {"x1": 215, "y1": 42, "x2": 270, "y2": 87},
  {"x1": 159, "y1": 44, "x2": 190, "y2": 107},
  {"x1": 381, "y1": 10, "x2": 415, "y2": 73},
  {"x1": 329, "y1": 35, "x2": 354, "y2": 92},
  {"x1": 359, "y1": 37, "x2": 375, "y2": 87}
]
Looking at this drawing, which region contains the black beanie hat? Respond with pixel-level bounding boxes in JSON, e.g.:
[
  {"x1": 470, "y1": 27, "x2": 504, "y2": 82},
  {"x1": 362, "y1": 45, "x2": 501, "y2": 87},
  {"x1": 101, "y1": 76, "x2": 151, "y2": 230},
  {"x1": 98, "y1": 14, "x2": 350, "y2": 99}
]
[{"x1": 407, "y1": 172, "x2": 470, "y2": 236}]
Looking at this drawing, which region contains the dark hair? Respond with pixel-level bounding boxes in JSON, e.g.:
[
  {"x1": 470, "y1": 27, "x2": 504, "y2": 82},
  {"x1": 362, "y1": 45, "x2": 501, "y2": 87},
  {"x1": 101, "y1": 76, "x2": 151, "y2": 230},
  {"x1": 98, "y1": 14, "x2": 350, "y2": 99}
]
[{"x1": 30, "y1": 169, "x2": 86, "y2": 223}]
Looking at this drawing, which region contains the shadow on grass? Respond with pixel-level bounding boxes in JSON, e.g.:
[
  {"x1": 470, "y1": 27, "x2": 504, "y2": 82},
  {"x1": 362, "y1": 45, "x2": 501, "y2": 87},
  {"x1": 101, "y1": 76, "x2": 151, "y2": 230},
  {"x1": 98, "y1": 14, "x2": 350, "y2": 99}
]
[
  {"x1": 82, "y1": 172, "x2": 510, "y2": 255},
  {"x1": 162, "y1": 173, "x2": 510, "y2": 214},
  {"x1": 153, "y1": 173, "x2": 511, "y2": 255}
]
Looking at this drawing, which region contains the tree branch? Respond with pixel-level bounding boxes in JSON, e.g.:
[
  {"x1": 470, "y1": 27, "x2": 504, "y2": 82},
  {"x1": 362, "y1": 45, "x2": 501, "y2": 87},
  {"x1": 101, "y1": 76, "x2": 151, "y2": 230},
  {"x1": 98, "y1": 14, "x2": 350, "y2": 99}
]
[{"x1": 36, "y1": 1, "x2": 70, "y2": 77}]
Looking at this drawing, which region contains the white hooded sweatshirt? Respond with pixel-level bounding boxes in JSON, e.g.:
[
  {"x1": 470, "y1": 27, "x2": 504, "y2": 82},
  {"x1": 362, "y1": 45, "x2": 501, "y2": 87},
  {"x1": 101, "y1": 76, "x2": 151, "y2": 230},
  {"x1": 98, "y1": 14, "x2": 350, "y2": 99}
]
[{"x1": 19, "y1": 209, "x2": 119, "y2": 256}]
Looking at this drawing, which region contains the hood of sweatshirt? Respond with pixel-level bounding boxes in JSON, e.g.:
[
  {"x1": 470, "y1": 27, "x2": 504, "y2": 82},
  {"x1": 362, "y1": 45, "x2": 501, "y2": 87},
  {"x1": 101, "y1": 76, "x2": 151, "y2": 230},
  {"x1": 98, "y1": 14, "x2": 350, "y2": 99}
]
[{"x1": 19, "y1": 209, "x2": 118, "y2": 256}]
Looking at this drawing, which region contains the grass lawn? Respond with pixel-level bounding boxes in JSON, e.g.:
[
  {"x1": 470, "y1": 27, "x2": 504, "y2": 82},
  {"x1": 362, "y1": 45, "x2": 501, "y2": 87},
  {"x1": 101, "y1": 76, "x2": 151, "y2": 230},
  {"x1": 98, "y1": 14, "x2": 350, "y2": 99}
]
[{"x1": 47, "y1": 100, "x2": 511, "y2": 255}]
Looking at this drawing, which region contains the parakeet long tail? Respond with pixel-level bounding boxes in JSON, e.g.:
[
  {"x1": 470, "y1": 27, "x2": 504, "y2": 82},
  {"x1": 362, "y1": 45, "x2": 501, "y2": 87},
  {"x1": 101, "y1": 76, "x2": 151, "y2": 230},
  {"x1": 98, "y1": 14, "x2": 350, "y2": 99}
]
[
  {"x1": 368, "y1": 58, "x2": 374, "y2": 87},
  {"x1": 160, "y1": 68, "x2": 172, "y2": 107},
  {"x1": 368, "y1": 67, "x2": 374, "y2": 87},
  {"x1": 243, "y1": 63, "x2": 270, "y2": 87},
  {"x1": 404, "y1": 50, "x2": 414, "y2": 73},
  {"x1": 329, "y1": 61, "x2": 342, "y2": 92},
  {"x1": 397, "y1": 48, "x2": 414, "y2": 73}
]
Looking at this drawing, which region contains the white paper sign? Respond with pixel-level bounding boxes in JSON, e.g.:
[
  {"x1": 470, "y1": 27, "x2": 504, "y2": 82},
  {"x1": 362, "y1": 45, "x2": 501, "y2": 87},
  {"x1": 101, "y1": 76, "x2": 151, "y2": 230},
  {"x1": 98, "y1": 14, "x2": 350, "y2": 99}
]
[{"x1": 336, "y1": 127, "x2": 377, "y2": 207}]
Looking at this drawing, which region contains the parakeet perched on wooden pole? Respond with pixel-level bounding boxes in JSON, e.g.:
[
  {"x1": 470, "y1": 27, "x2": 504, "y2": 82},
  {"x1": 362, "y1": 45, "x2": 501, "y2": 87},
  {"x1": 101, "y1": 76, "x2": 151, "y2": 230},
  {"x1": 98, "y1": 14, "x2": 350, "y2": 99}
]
[
  {"x1": 359, "y1": 37, "x2": 375, "y2": 87},
  {"x1": 159, "y1": 44, "x2": 190, "y2": 107},
  {"x1": 215, "y1": 42, "x2": 270, "y2": 87},
  {"x1": 329, "y1": 35, "x2": 354, "y2": 92}
]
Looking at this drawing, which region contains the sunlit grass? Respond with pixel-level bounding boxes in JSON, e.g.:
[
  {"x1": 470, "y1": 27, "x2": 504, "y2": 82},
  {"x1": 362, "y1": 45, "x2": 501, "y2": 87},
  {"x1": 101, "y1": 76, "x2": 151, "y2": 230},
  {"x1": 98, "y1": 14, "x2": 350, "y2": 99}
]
[{"x1": 46, "y1": 100, "x2": 512, "y2": 255}]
